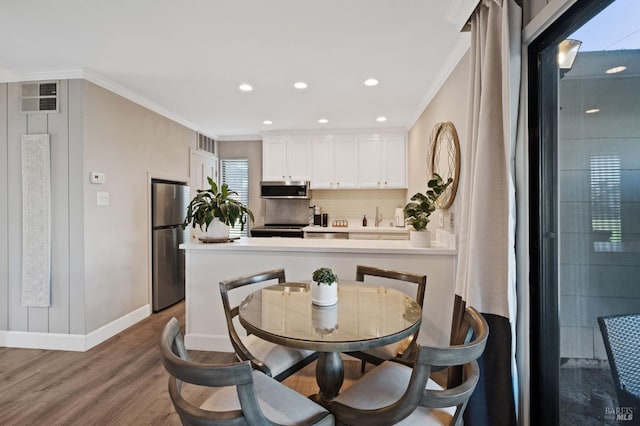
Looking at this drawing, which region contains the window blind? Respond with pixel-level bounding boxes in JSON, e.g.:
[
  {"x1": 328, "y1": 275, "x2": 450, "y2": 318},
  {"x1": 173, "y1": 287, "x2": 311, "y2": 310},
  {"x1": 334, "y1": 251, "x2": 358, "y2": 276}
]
[{"x1": 221, "y1": 159, "x2": 250, "y2": 237}]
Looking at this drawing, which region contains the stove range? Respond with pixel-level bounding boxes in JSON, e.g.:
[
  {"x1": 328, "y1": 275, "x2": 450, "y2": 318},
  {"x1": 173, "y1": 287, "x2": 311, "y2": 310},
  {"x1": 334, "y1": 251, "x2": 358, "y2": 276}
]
[{"x1": 250, "y1": 224, "x2": 307, "y2": 238}]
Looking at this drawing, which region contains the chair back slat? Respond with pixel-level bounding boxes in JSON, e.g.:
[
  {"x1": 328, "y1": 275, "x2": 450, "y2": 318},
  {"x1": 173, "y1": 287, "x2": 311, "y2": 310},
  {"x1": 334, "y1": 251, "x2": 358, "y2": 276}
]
[{"x1": 598, "y1": 313, "x2": 640, "y2": 406}]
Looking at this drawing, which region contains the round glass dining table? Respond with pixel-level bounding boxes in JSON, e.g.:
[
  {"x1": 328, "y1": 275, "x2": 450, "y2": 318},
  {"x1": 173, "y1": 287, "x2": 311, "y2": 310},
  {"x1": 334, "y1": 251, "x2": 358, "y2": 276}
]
[{"x1": 238, "y1": 281, "x2": 422, "y2": 403}]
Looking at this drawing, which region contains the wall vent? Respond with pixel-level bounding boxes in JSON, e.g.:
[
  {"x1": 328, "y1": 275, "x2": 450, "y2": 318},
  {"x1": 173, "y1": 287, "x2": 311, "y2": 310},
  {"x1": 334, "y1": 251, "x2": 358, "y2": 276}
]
[
  {"x1": 20, "y1": 81, "x2": 59, "y2": 114},
  {"x1": 198, "y1": 133, "x2": 216, "y2": 154}
]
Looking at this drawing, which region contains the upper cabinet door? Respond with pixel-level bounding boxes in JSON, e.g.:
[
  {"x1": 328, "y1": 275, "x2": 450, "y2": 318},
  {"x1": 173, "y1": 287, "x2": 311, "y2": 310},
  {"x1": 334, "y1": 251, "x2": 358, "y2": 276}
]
[
  {"x1": 286, "y1": 136, "x2": 311, "y2": 181},
  {"x1": 333, "y1": 136, "x2": 358, "y2": 189},
  {"x1": 262, "y1": 137, "x2": 287, "y2": 180},
  {"x1": 357, "y1": 136, "x2": 382, "y2": 188},
  {"x1": 311, "y1": 136, "x2": 334, "y2": 189},
  {"x1": 382, "y1": 135, "x2": 407, "y2": 188}
]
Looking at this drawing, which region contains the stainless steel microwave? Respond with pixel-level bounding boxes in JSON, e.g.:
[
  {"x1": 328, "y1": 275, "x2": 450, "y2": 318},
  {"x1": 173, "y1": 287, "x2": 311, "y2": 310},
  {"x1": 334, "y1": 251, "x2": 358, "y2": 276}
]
[{"x1": 260, "y1": 181, "x2": 310, "y2": 199}]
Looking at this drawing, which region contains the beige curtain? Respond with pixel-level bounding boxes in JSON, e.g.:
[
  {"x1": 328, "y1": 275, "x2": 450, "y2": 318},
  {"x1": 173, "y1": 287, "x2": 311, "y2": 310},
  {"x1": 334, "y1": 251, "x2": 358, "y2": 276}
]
[{"x1": 454, "y1": 0, "x2": 521, "y2": 424}]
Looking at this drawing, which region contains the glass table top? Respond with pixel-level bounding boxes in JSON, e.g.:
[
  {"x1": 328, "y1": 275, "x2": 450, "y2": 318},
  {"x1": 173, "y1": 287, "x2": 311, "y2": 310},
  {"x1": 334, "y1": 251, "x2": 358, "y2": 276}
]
[{"x1": 238, "y1": 282, "x2": 422, "y2": 352}]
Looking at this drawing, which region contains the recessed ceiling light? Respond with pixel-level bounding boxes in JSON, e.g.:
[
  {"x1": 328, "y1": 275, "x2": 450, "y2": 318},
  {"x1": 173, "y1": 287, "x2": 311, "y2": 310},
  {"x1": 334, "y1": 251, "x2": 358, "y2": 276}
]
[
  {"x1": 364, "y1": 78, "x2": 379, "y2": 86},
  {"x1": 585, "y1": 108, "x2": 600, "y2": 114},
  {"x1": 606, "y1": 66, "x2": 626, "y2": 74},
  {"x1": 376, "y1": 116, "x2": 387, "y2": 122},
  {"x1": 318, "y1": 118, "x2": 329, "y2": 124},
  {"x1": 238, "y1": 83, "x2": 253, "y2": 92},
  {"x1": 294, "y1": 81, "x2": 308, "y2": 89},
  {"x1": 262, "y1": 120, "x2": 273, "y2": 125}
]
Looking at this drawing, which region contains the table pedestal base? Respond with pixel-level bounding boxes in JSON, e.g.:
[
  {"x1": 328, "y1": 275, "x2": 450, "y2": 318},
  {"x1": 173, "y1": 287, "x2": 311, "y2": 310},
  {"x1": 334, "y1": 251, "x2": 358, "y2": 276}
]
[{"x1": 314, "y1": 352, "x2": 344, "y2": 404}]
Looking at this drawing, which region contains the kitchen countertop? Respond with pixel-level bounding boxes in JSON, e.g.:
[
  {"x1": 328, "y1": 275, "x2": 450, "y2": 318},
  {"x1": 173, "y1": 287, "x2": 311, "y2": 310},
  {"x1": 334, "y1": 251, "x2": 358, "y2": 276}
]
[
  {"x1": 303, "y1": 225, "x2": 409, "y2": 234},
  {"x1": 181, "y1": 237, "x2": 455, "y2": 255}
]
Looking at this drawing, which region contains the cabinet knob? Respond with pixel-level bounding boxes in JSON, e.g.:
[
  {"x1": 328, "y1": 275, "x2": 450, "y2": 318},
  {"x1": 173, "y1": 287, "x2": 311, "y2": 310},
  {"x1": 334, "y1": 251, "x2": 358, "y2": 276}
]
[{"x1": 337, "y1": 182, "x2": 340, "y2": 186}]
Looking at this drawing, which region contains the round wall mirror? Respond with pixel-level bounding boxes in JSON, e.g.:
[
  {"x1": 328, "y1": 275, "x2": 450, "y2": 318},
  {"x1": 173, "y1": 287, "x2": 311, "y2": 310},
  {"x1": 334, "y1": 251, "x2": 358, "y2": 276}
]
[{"x1": 428, "y1": 121, "x2": 460, "y2": 210}]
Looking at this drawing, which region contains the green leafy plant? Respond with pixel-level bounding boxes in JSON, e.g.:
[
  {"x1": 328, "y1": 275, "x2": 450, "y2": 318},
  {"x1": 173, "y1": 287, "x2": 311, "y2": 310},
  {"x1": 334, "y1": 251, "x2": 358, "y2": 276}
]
[
  {"x1": 312, "y1": 267, "x2": 338, "y2": 285},
  {"x1": 403, "y1": 173, "x2": 453, "y2": 231},
  {"x1": 182, "y1": 177, "x2": 254, "y2": 231}
]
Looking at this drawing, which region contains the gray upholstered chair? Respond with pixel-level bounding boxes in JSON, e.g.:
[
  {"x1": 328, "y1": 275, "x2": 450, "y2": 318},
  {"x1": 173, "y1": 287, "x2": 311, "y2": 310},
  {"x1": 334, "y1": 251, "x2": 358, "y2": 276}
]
[
  {"x1": 219, "y1": 268, "x2": 318, "y2": 381},
  {"x1": 160, "y1": 317, "x2": 334, "y2": 425},
  {"x1": 330, "y1": 306, "x2": 488, "y2": 426},
  {"x1": 597, "y1": 313, "x2": 640, "y2": 409},
  {"x1": 347, "y1": 265, "x2": 427, "y2": 371}
]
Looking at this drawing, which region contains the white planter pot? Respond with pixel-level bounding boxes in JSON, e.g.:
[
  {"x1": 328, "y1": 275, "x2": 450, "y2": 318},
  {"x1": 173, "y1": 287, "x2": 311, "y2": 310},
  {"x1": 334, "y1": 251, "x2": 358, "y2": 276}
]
[
  {"x1": 203, "y1": 218, "x2": 230, "y2": 239},
  {"x1": 311, "y1": 281, "x2": 338, "y2": 306},
  {"x1": 410, "y1": 230, "x2": 431, "y2": 247}
]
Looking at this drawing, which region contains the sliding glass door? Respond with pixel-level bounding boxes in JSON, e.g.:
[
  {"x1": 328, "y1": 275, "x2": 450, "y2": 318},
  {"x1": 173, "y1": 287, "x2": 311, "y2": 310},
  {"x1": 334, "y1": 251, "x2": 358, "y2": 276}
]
[{"x1": 530, "y1": 0, "x2": 640, "y2": 424}]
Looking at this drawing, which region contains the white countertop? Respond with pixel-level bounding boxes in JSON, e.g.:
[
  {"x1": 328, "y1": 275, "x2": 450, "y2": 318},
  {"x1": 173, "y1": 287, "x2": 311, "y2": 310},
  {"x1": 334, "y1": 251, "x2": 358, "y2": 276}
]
[
  {"x1": 181, "y1": 237, "x2": 455, "y2": 255},
  {"x1": 303, "y1": 225, "x2": 409, "y2": 234}
]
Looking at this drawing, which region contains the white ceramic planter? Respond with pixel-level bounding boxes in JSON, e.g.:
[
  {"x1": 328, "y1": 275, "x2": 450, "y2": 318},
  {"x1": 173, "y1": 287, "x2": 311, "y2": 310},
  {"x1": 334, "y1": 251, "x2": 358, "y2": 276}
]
[
  {"x1": 311, "y1": 281, "x2": 338, "y2": 306},
  {"x1": 204, "y1": 218, "x2": 230, "y2": 239},
  {"x1": 409, "y1": 229, "x2": 431, "y2": 247}
]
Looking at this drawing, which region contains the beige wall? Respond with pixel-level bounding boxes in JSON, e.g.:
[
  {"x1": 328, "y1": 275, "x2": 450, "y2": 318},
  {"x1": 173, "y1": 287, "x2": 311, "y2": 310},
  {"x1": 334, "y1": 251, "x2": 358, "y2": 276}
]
[
  {"x1": 217, "y1": 140, "x2": 264, "y2": 227},
  {"x1": 408, "y1": 51, "x2": 470, "y2": 234},
  {"x1": 83, "y1": 81, "x2": 195, "y2": 332}
]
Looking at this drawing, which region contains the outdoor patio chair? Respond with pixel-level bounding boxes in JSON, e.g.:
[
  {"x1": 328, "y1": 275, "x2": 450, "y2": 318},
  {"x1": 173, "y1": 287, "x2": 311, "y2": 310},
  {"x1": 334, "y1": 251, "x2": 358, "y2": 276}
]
[{"x1": 597, "y1": 313, "x2": 640, "y2": 409}]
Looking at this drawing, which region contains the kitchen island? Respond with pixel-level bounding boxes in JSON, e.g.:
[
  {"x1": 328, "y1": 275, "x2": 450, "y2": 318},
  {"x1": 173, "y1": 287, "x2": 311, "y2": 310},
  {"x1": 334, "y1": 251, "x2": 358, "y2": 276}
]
[{"x1": 181, "y1": 235, "x2": 457, "y2": 352}]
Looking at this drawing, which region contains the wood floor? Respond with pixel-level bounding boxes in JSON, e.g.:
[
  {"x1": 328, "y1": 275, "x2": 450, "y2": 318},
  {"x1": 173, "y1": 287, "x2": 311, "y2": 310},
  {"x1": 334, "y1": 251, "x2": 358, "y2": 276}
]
[{"x1": 0, "y1": 301, "x2": 370, "y2": 425}]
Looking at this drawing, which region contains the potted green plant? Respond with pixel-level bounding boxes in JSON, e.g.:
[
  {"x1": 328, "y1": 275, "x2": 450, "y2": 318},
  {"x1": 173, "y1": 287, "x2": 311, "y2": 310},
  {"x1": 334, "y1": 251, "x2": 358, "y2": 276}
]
[
  {"x1": 182, "y1": 177, "x2": 254, "y2": 240},
  {"x1": 311, "y1": 267, "x2": 338, "y2": 306},
  {"x1": 403, "y1": 173, "x2": 452, "y2": 247}
]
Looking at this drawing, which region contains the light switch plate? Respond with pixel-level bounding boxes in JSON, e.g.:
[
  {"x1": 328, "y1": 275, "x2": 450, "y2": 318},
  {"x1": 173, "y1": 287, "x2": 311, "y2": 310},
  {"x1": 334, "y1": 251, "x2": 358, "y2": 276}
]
[{"x1": 97, "y1": 191, "x2": 109, "y2": 206}]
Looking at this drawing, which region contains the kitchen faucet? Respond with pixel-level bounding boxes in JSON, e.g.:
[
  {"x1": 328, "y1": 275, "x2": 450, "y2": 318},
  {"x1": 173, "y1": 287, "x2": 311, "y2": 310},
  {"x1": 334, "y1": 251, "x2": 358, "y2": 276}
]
[{"x1": 375, "y1": 206, "x2": 382, "y2": 227}]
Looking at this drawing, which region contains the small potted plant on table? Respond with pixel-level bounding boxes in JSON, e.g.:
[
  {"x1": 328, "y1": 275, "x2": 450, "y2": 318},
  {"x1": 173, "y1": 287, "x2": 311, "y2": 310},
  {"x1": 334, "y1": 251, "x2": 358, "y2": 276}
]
[
  {"x1": 182, "y1": 177, "x2": 254, "y2": 241},
  {"x1": 403, "y1": 173, "x2": 452, "y2": 247},
  {"x1": 311, "y1": 267, "x2": 338, "y2": 306}
]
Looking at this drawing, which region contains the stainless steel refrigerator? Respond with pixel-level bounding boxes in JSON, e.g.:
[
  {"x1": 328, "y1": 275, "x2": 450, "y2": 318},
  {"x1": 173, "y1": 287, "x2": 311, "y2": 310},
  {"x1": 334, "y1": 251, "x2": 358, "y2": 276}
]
[{"x1": 152, "y1": 180, "x2": 188, "y2": 312}]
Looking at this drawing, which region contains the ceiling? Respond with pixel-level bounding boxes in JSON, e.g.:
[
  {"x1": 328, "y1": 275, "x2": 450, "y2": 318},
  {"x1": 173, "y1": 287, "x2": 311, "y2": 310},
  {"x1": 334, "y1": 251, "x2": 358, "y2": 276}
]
[{"x1": 0, "y1": 0, "x2": 470, "y2": 140}]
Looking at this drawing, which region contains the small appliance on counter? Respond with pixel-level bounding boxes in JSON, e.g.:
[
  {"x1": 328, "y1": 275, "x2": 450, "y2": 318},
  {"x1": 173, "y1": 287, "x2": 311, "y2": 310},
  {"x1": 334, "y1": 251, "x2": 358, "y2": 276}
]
[
  {"x1": 313, "y1": 205, "x2": 322, "y2": 226},
  {"x1": 395, "y1": 207, "x2": 405, "y2": 227}
]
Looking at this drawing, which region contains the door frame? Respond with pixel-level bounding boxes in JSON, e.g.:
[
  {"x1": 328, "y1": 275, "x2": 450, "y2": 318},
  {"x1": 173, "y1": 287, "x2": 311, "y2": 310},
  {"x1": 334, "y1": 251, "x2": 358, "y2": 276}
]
[{"x1": 527, "y1": 0, "x2": 615, "y2": 424}]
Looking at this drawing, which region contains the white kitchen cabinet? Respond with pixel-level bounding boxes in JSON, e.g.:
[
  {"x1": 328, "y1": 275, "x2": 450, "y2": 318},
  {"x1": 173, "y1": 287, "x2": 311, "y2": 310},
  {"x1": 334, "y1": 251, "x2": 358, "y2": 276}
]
[
  {"x1": 357, "y1": 136, "x2": 382, "y2": 188},
  {"x1": 263, "y1": 136, "x2": 311, "y2": 181},
  {"x1": 357, "y1": 134, "x2": 407, "y2": 189},
  {"x1": 311, "y1": 135, "x2": 358, "y2": 189},
  {"x1": 382, "y1": 135, "x2": 408, "y2": 188}
]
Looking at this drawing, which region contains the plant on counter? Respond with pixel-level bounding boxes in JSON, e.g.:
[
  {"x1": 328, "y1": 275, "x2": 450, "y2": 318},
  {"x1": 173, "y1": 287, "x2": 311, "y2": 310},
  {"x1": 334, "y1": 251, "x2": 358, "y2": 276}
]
[
  {"x1": 182, "y1": 177, "x2": 254, "y2": 232},
  {"x1": 403, "y1": 173, "x2": 453, "y2": 231},
  {"x1": 312, "y1": 267, "x2": 338, "y2": 285}
]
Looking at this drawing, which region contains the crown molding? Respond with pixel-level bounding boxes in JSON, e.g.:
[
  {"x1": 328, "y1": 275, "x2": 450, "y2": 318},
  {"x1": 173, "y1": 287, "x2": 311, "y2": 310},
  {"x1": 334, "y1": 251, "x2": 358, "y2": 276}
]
[
  {"x1": 406, "y1": 35, "x2": 470, "y2": 131},
  {"x1": 0, "y1": 68, "x2": 84, "y2": 83},
  {"x1": 0, "y1": 68, "x2": 215, "y2": 138},
  {"x1": 216, "y1": 134, "x2": 263, "y2": 142}
]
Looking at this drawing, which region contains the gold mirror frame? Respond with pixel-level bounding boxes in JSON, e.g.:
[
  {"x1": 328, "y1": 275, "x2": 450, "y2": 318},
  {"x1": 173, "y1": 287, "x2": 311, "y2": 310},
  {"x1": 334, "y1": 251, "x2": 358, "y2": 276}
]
[{"x1": 428, "y1": 121, "x2": 460, "y2": 210}]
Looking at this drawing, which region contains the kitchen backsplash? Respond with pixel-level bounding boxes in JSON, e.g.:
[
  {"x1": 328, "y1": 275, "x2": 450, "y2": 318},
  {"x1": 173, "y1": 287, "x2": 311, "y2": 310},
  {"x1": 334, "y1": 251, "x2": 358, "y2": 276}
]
[{"x1": 310, "y1": 189, "x2": 407, "y2": 226}]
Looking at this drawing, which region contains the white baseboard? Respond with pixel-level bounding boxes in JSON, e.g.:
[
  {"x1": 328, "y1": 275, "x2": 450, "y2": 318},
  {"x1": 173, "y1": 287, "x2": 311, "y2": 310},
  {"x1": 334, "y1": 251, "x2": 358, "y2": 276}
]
[
  {"x1": 84, "y1": 304, "x2": 151, "y2": 350},
  {"x1": 185, "y1": 333, "x2": 233, "y2": 352},
  {"x1": 0, "y1": 304, "x2": 151, "y2": 352}
]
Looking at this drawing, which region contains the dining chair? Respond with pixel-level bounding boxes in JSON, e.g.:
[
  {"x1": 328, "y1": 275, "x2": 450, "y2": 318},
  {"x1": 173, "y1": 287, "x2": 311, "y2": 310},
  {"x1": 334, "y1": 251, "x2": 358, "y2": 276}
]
[
  {"x1": 329, "y1": 306, "x2": 489, "y2": 426},
  {"x1": 597, "y1": 313, "x2": 640, "y2": 409},
  {"x1": 219, "y1": 268, "x2": 318, "y2": 381},
  {"x1": 348, "y1": 265, "x2": 427, "y2": 371},
  {"x1": 160, "y1": 317, "x2": 335, "y2": 425}
]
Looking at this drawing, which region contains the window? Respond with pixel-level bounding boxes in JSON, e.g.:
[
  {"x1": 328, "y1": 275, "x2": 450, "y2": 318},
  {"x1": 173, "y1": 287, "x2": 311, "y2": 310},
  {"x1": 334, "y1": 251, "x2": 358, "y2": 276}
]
[{"x1": 221, "y1": 159, "x2": 250, "y2": 237}]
